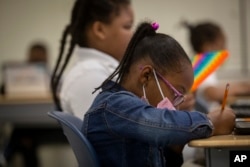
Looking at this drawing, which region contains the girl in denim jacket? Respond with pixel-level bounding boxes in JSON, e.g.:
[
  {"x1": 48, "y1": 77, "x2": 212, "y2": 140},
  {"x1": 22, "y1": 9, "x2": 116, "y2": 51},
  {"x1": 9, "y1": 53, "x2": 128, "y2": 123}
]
[{"x1": 83, "y1": 21, "x2": 235, "y2": 167}]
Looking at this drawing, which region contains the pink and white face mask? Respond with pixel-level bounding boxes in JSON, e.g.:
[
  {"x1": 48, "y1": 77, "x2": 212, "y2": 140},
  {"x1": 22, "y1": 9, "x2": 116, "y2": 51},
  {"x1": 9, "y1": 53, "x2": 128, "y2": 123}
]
[{"x1": 141, "y1": 69, "x2": 176, "y2": 110}]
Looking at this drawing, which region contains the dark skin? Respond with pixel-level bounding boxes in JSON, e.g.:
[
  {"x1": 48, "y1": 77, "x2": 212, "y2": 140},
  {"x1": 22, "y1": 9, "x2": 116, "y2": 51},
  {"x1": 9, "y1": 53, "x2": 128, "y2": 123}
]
[
  {"x1": 121, "y1": 58, "x2": 193, "y2": 108},
  {"x1": 86, "y1": 5, "x2": 134, "y2": 61},
  {"x1": 28, "y1": 48, "x2": 47, "y2": 64},
  {"x1": 121, "y1": 57, "x2": 235, "y2": 154},
  {"x1": 178, "y1": 93, "x2": 195, "y2": 111}
]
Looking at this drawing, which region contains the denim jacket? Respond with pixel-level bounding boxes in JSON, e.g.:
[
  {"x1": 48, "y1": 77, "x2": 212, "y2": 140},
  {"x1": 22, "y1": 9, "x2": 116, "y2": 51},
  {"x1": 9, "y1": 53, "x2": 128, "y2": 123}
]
[{"x1": 82, "y1": 81, "x2": 213, "y2": 167}]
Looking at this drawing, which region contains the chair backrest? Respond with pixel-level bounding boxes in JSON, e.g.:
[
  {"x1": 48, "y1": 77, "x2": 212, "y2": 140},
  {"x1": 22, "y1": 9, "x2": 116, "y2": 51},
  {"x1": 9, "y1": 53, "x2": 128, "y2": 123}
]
[{"x1": 48, "y1": 111, "x2": 100, "y2": 167}]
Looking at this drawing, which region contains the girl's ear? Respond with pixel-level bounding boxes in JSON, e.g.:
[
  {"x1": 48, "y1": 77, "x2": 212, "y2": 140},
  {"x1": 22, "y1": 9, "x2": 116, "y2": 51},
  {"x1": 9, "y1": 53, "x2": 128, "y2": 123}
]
[
  {"x1": 91, "y1": 21, "x2": 107, "y2": 40},
  {"x1": 139, "y1": 65, "x2": 154, "y2": 85}
]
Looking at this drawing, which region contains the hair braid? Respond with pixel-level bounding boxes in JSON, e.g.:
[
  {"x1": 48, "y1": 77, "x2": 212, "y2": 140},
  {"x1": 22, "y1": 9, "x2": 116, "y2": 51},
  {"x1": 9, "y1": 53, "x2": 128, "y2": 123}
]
[
  {"x1": 51, "y1": 0, "x2": 85, "y2": 110},
  {"x1": 53, "y1": 38, "x2": 76, "y2": 110},
  {"x1": 118, "y1": 22, "x2": 155, "y2": 82},
  {"x1": 51, "y1": 25, "x2": 70, "y2": 110}
]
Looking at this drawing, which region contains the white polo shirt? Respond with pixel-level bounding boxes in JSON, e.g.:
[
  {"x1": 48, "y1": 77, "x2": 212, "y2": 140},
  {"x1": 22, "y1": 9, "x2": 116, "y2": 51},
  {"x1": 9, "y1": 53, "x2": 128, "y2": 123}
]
[{"x1": 60, "y1": 47, "x2": 118, "y2": 120}]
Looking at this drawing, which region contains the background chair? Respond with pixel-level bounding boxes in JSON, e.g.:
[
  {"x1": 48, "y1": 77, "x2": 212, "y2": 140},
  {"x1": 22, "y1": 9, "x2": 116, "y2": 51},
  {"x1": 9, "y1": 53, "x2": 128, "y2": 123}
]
[{"x1": 47, "y1": 111, "x2": 100, "y2": 167}]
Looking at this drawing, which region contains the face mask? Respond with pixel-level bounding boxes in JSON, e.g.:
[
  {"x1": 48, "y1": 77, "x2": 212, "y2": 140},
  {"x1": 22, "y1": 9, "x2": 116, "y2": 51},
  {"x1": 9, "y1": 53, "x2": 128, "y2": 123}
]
[
  {"x1": 156, "y1": 97, "x2": 176, "y2": 110},
  {"x1": 153, "y1": 69, "x2": 176, "y2": 110},
  {"x1": 140, "y1": 68, "x2": 176, "y2": 110},
  {"x1": 141, "y1": 82, "x2": 175, "y2": 110}
]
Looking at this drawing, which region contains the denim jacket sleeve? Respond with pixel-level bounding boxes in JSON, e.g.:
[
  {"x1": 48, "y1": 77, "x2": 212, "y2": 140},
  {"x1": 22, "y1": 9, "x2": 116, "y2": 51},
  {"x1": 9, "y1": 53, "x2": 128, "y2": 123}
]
[{"x1": 103, "y1": 91, "x2": 213, "y2": 146}]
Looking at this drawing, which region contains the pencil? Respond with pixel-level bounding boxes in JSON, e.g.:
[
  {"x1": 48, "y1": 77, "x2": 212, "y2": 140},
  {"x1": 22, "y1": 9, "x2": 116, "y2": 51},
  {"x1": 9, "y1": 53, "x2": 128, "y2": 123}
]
[{"x1": 221, "y1": 83, "x2": 230, "y2": 112}]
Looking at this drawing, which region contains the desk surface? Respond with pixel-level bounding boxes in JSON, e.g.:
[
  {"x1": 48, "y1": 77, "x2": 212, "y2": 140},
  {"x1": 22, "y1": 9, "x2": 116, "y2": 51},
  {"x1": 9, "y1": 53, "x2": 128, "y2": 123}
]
[
  {"x1": 188, "y1": 134, "x2": 250, "y2": 148},
  {"x1": 0, "y1": 94, "x2": 52, "y2": 104},
  {"x1": 0, "y1": 94, "x2": 58, "y2": 127},
  {"x1": 227, "y1": 95, "x2": 250, "y2": 105}
]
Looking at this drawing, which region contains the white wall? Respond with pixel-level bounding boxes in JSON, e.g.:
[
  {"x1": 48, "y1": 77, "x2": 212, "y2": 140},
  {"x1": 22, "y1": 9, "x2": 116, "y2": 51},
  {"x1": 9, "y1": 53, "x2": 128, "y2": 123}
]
[
  {"x1": 133, "y1": 0, "x2": 246, "y2": 77},
  {"x1": 0, "y1": 0, "x2": 74, "y2": 83},
  {"x1": 246, "y1": 0, "x2": 250, "y2": 74},
  {"x1": 0, "y1": 0, "x2": 249, "y2": 83}
]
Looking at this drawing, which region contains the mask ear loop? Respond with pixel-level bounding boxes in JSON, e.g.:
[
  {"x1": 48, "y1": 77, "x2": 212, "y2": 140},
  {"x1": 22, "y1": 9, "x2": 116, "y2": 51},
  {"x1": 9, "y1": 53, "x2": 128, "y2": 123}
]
[
  {"x1": 152, "y1": 69, "x2": 165, "y2": 99},
  {"x1": 141, "y1": 84, "x2": 149, "y2": 104},
  {"x1": 142, "y1": 84, "x2": 147, "y2": 99},
  {"x1": 140, "y1": 66, "x2": 148, "y2": 99}
]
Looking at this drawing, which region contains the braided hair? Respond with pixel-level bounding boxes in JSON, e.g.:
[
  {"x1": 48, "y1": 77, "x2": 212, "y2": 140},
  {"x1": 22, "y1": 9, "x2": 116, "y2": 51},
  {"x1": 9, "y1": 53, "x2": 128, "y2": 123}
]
[
  {"x1": 51, "y1": 0, "x2": 131, "y2": 110},
  {"x1": 94, "y1": 21, "x2": 191, "y2": 92}
]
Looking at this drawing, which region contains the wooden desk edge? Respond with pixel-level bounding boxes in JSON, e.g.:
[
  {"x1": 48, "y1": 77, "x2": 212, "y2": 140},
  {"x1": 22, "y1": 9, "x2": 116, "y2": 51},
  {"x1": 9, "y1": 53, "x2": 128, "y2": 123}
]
[
  {"x1": 188, "y1": 135, "x2": 250, "y2": 148},
  {"x1": 0, "y1": 94, "x2": 53, "y2": 104}
]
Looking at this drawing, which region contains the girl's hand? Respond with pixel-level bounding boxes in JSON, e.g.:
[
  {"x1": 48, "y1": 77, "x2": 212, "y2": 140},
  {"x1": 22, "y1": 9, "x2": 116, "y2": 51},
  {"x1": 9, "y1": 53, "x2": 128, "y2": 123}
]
[{"x1": 207, "y1": 107, "x2": 235, "y2": 136}]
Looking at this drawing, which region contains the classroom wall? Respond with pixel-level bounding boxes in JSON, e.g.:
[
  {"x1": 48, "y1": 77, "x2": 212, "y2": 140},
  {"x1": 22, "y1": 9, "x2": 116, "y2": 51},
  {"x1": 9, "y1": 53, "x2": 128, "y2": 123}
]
[
  {"x1": 246, "y1": 0, "x2": 250, "y2": 75},
  {"x1": 132, "y1": 0, "x2": 249, "y2": 78},
  {"x1": 0, "y1": 0, "x2": 74, "y2": 71},
  {"x1": 0, "y1": 0, "x2": 249, "y2": 84}
]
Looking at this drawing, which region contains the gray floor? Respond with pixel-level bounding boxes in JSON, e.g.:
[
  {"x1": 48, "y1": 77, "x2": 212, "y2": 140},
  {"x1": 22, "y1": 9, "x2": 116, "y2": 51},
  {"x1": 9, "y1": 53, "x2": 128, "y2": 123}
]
[
  {"x1": 182, "y1": 145, "x2": 205, "y2": 167},
  {"x1": 0, "y1": 125, "x2": 204, "y2": 167},
  {"x1": 0, "y1": 144, "x2": 77, "y2": 167},
  {"x1": 0, "y1": 144, "x2": 204, "y2": 167},
  {"x1": 0, "y1": 123, "x2": 77, "y2": 167}
]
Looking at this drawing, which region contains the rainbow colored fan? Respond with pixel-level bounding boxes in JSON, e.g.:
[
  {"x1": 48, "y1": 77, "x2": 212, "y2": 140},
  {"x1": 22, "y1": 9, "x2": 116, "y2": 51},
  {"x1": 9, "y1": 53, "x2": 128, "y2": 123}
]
[{"x1": 191, "y1": 50, "x2": 229, "y2": 92}]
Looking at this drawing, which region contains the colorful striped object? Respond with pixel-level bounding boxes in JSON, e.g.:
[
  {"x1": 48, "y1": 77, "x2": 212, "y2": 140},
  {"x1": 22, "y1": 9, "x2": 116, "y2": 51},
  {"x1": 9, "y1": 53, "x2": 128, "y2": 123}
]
[{"x1": 191, "y1": 50, "x2": 229, "y2": 92}]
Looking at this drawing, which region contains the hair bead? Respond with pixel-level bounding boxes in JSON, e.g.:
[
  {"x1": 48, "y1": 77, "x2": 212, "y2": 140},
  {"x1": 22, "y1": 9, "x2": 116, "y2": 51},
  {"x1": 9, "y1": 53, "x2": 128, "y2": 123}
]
[{"x1": 151, "y1": 22, "x2": 159, "y2": 31}]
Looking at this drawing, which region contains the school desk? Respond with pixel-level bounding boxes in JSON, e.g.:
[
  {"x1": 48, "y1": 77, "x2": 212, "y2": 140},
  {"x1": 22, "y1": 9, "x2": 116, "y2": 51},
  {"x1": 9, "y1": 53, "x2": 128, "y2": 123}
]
[
  {"x1": 0, "y1": 94, "x2": 72, "y2": 166},
  {"x1": 0, "y1": 94, "x2": 57, "y2": 127},
  {"x1": 188, "y1": 134, "x2": 250, "y2": 167}
]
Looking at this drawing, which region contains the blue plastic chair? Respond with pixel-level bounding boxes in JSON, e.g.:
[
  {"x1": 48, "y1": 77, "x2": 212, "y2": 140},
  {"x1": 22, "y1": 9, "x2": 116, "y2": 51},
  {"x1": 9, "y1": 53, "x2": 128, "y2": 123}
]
[{"x1": 48, "y1": 111, "x2": 100, "y2": 167}]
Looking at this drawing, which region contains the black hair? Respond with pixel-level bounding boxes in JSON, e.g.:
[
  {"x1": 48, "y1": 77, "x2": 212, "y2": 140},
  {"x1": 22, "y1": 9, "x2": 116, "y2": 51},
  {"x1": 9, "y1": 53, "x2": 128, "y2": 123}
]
[
  {"x1": 29, "y1": 43, "x2": 47, "y2": 54},
  {"x1": 182, "y1": 21, "x2": 223, "y2": 53},
  {"x1": 94, "y1": 21, "x2": 191, "y2": 92},
  {"x1": 28, "y1": 42, "x2": 48, "y2": 64},
  {"x1": 51, "y1": 0, "x2": 131, "y2": 110}
]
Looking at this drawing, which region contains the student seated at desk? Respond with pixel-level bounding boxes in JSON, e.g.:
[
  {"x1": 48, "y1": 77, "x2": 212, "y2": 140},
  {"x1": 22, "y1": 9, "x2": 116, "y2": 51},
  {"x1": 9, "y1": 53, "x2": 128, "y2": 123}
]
[
  {"x1": 182, "y1": 20, "x2": 250, "y2": 166},
  {"x1": 183, "y1": 21, "x2": 250, "y2": 113},
  {"x1": 1, "y1": 43, "x2": 49, "y2": 95},
  {"x1": 82, "y1": 21, "x2": 235, "y2": 167},
  {"x1": 2, "y1": 42, "x2": 66, "y2": 167}
]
